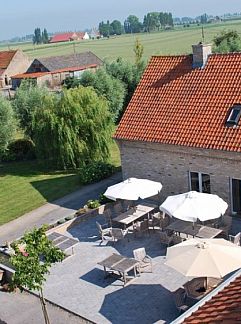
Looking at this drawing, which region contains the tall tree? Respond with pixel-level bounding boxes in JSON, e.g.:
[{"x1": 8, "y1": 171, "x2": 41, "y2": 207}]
[
  {"x1": 78, "y1": 68, "x2": 126, "y2": 122},
  {"x1": 11, "y1": 226, "x2": 65, "y2": 324},
  {"x1": 32, "y1": 87, "x2": 114, "y2": 169},
  {"x1": 134, "y1": 38, "x2": 144, "y2": 67},
  {"x1": 110, "y1": 20, "x2": 123, "y2": 35},
  {"x1": 213, "y1": 30, "x2": 241, "y2": 53},
  {"x1": 33, "y1": 28, "x2": 42, "y2": 44},
  {"x1": 42, "y1": 28, "x2": 49, "y2": 43},
  {"x1": 13, "y1": 80, "x2": 52, "y2": 139},
  {"x1": 0, "y1": 95, "x2": 16, "y2": 157},
  {"x1": 126, "y1": 15, "x2": 142, "y2": 33}
]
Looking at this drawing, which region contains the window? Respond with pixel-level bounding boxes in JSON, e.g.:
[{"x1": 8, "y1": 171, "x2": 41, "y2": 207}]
[
  {"x1": 231, "y1": 178, "x2": 241, "y2": 214},
  {"x1": 226, "y1": 104, "x2": 241, "y2": 126},
  {"x1": 189, "y1": 172, "x2": 211, "y2": 193}
]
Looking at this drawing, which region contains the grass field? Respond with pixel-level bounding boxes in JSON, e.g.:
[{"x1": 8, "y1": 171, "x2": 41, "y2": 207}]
[
  {"x1": 0, "y1": 142, "x2": 120, "y2": 225},
  {"x1": 2, "y1": 20, "x2": 241, "y2": 62}
]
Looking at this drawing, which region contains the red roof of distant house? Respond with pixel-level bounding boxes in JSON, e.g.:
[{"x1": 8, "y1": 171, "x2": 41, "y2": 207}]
[
  {"x1": 50, "y1": 32, "x2": 87, "y2": 43},
  {"x1": 0, "y1": 50, "x2": 17, "y2": 69},
  {"x1": 181, "y1": 272, "x2": 241, "y2": 323},
  {"x1": 115, "y1": 53, "x2": 241, "y2": 153},
  {"x1": 50, "y1": 32, "x2": 76, "y2": 43},
  {"x1": 12, "y1": 64, "x2": 97, "y2": 79},
  {"x1": 12, "y1": 72, "x2": 49, "y2": 79}
]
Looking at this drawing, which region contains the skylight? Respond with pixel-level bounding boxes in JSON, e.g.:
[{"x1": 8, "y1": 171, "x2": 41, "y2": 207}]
[{"x1": 226, "y1": 104, "x2": 241, "y2": 126}]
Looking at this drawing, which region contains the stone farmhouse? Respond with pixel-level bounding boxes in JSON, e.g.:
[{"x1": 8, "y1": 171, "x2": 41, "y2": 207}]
[
  {"x1": 0, "y1": 50, "x2": 31, "y2": 88},
  {"x1": 115, "y1": 43, "x2": 241, "y2": 216},
  {"x1": 49, "y1": 32, "x2": 90, "y2": 43},
  {"x1": 11, "y1": 51, "x2": 103, "y2": 89}
]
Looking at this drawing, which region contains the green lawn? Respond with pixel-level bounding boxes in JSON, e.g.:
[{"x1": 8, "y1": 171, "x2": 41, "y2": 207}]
[
  {"x1": 0, "y1": 142, "x2": 120, "y2": 225},
  {"x1": 2, "y1": 20, "x2": 241, "y2": 62}
]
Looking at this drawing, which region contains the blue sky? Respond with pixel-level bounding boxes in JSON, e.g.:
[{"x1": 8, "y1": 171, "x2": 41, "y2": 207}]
[{"x1": 1, "y1": 0, "x2": 241, "y2": 39}]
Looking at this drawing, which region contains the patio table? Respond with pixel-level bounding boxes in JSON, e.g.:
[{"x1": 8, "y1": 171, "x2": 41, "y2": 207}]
[
  {"x1": 166, "y1": 220, "x2": 223, "y2": 239},
  {"x1": 113, "y1": 204, "x2": 156, "y2": 229},
  {"x1": 196, "y1": 226, "x2": 223, "y2": 239},
  {"x1": 166, "y1": 220, "x2": 191, "y2": 234},
  {"x1": 98, "y1": 253, "x2": 140, "y2": 286}
]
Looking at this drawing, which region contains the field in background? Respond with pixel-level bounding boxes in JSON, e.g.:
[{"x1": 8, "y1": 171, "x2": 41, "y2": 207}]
[
  {"x1": 1, "y1": 20, "x2": 241, "y2": 62},
  {"x1": 0, "y1": 141, "x2": 120, "y2": 225}
]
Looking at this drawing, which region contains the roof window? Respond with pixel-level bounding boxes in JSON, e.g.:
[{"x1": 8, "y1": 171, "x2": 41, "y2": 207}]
[{"x1": 226, "y1": 104, "x2": 241, "y2": 126}]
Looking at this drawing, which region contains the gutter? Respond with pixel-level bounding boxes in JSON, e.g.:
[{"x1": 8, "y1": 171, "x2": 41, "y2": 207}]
[{"x1": 171, "y1": 268, "x2": 241, "y2": 324}]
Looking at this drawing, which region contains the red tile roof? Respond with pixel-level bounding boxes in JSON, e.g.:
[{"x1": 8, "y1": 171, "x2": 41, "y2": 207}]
[
  {"x1": 50, "y1": 32, "x2": 76, "y2": 43},
  {"x1": 50, "y1": 32, "x2": 86, "y2": 43},
  {"x1": 182, "y1": 274, "x2": 241, "y2": 323},
  {"x1": 12, "y1": 64, "x2": 97, "y2": 79},
  {"x1": 12, "y1": 72, "x2": 48, "y2": 79},
  {"x1": 0, "y1": 50, "x2": 17, "y2": 69},
  {"x1": 115, "y1": 53, "x2": 241, "y2": 153}
]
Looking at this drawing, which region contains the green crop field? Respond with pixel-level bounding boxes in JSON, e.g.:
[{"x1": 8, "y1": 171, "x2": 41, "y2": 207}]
[{"x1": 1, "y1": 20, "x2": 241, "y2": 62}]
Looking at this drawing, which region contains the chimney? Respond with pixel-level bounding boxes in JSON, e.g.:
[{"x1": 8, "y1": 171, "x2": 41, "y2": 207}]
[{"x1": 192, "y1": 42, "x2": 212, "y2": 68}]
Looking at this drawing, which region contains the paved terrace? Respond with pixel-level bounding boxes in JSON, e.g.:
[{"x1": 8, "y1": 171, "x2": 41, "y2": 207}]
[{"x1": 43, "y1": 214, "x2": 188, "y2": 324}]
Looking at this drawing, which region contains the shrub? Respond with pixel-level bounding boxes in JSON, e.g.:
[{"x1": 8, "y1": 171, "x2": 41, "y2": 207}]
[
  {"x1": 86, "y1": 199, "x2": 100, "y2": 209},
  {"x1": 79, "y1": 161, "x2": 115, "y2": 184},
  {"x1": 3, "y1": 139, "x2": 36, "y2": 162},
  {"x1": 99, "y1": 193, "x2": 113, "y2": 205}
]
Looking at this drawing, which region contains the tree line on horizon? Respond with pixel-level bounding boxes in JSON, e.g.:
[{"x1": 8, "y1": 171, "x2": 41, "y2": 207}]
[
  {"x1": 99, "y1": 11, "x2": 174, "y2": 37},
  {"x1": 33, "y1": 28, "x2": 49, "y2": 45}
]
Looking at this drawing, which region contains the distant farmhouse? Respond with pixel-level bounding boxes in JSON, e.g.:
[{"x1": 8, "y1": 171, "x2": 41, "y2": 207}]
[
  {"x1": 0, "y1": 50, "x2": 31, "y2": 88},
  {"x1": 11, "y1": 51, "x2": 103, "y2": 89},
  {"x1": 50, "y1": 32, "x2": 90, "y2": 43}
]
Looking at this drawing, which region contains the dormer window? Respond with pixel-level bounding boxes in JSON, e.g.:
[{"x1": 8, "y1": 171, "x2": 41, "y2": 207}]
[{"x1": 226, "y1": 104, "x2": 241, "y2": 126}]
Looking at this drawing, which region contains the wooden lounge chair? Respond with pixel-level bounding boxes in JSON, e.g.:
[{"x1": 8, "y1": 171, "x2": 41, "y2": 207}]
[
  {"x1": 133, "y1": 247, "x2": 152, "y2": 273},
  {"x1": 229, "y1": 232, "x2": 241, "y2": 246}
]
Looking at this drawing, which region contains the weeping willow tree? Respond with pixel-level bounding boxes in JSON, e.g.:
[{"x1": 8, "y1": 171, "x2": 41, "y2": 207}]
[{"x1": 32, "y1": 86, "x2": 114, "y2": 169}]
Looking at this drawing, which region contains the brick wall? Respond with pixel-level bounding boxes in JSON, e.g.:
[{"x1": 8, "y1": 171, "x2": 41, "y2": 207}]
[
  {"x1": 5, "y1": 50, "x2": 31, "y2": 86},
  {"x1": 116, "y1": 139, "x2": 241, "y2": 213}
]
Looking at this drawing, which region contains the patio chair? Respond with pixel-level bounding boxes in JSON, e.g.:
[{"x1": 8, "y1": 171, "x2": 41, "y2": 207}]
[
  {"x1": 112, "y1": 202, "x2": 123, "y2": 217},
  {"x1": 173, "y1": 288, "x2": 189, "y2": 314},
  {"x1": 111, "y1": 228, "x2": 128, "y2": 243},
  {"x1": 160, "y1": 231, "x2": 173, "y2": 247},
  {"x1": 206, "y1": 277, "x2": 222, "y2": 289},
  {"x1": 160, "y1": 215, "x2": 170, "y2": 231},
  {"x1": 121, "y1": 200, "x2": 135, "y2": 211},
  {"x1": 103, "y1": 209, "x2": 113, "y2": 227},
  {"x1": 133, "y1": 219, "x2": 150, "y2": 236},
  {"x1": 133, "y1": 247, "x2": 152, "y2": 273},
  {"x1": 148, "y1": 212, "x2": 161, "y2": 230},
  {"x1": 96, "y1": 221, "x2": 112, "y2": 244},
  {"x1": 229, "y1": 232, "x2": 241, "y2": 246},
  {"x1": 217, "y1": 215, "x2": 232, "y2": 237},
  {"x1": 172, "y1": 234, "x2": 183, "y2": 245}
]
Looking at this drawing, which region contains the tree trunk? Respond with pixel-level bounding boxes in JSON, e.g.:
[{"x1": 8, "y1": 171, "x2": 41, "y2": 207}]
[{"x1": 39, "y1": 288, "x2": 50, "y2": 324}]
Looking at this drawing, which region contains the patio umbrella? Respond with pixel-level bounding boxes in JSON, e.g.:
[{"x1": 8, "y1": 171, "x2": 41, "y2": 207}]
[
  {"x1": 165, "y1": 238, "x2": 241, "y2": 278},
  {"x1": 159, "y1": 191, "x2": 228, "y2": 222},
  {"x1": 104, "y1": 177, "x2": 162, "y2": 201}
]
